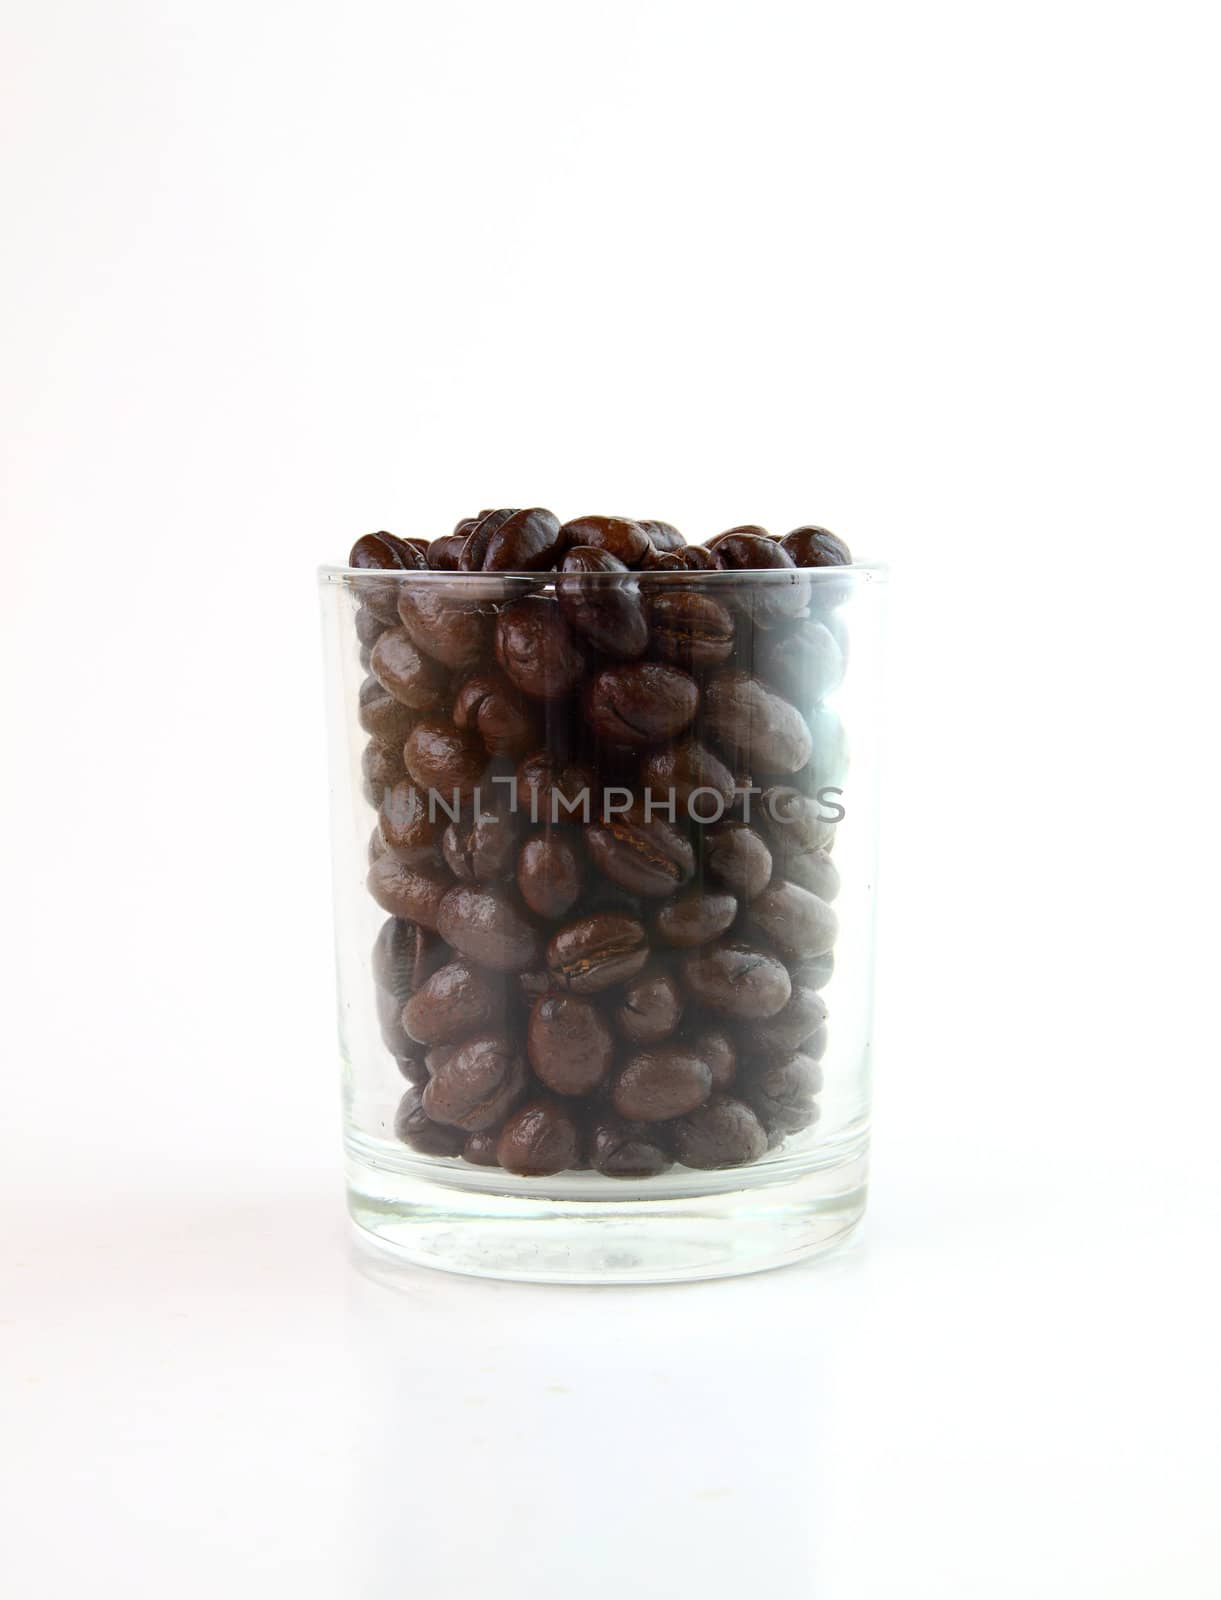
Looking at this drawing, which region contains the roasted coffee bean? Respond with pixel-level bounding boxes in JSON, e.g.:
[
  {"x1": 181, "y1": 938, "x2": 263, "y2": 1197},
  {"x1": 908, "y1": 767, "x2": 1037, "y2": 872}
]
[
  {"x1": 518, "y1": 968, "x2": 552, "y2": 1004},
  {"x1": 371, "y1": 916, "x2": 444, "y2": 1004},
  {"x1": 750, "y1": 987, "x2": 829, "y2": 1057},
  {"x1": 378, "y1": 781, "x2": 447, "y2": 862},
  {"x1": 756, "y1": 619, "x2": 844, "y2": 705},
  {"x1": 437, "y1": 884, "x2": 541, "y2": 971},
  {"x1": 804, "y1": 1024, "x2": 828, "y2": 1062},
  {"x1": 368, "y1": 827, "x2": 387, "y2": 866},
  {"x1": 514, "y1": 751, "x2": 598, "y2": 825},
  {"x1": 462, "y1": 1130, "x2": 501, "y2": 1166},
  {"x1": 638, "y1": 520, "x2": 686, "y2": 552},
  {"x1": 712, "y1": 531, "x2": 798, "y2": 574},
  {"x1": 442, "y1": 803, "x2": 519, "y2": 881},
  {"x1": 361, "y1": 739, "x2": 406, "y2": 805},
  {"x1": 452, "y1": 671, "x2": 537, "y2": 758},
  {"x1": 641, "y1": 739, "x2": 735, "y2": 820},
  {"x1": 615, "y1": 966, "x2": 684, "y2": 1045},
  {"x1": 403, "y1": 718, "x2": 486, "y2": 802},
  {"x1": 358, "y1": 676, "x2": 417, "y2": 746},
  {"x1": 671, "y1": 1094, "x2": 768, "y2": 1168},
  {"x1": 781, "y1": 845, "x2": 840, "y2": 901},
  {"x1": 557, "y1": 548, "x2": 649, "y2": 658},
  {"x1": 647, "y1": 591, "x2": 735, "y2": 669},
  {"x1": 355, "y1": 605, "x2": 388, "y2": 648},
  {"x1": 495, "y1": 598, "x2": 587, "y2": 700},
  {"x1": 459, "y1": 507, "x2": 520, "y2": 571},
  {"x1": 423, "y1": 1034, "x2": 528, "y2": 1131},
  {"x1": 376, "y1": 984, "x2": 414, "y2": 1056},
  {"x1": 403, "y1": 959, "x2": 511, "y2": 1046},
  {"x1": 706, "y1": 524, "x2": 770, "y2": 547},
  {"x1": 426, "y1": 533, "x2": 468, "y2": 569},
  {"x1": 779, "y1": 526, "x2": 852, "y2": 567},
  {"x1": 686, "y1": 1026, "x2": 737, "y2": 1090},
  {"x1": 704, "y1": 672, "x2": 813, "y2": 773},
  {"x1": 588, "y1": 1113, "x2": 672, "y2": 1178},
  {"x1": 640, "y1": 549, "x2": 687, "y2": 571},
  {"x1": 395, "y1": 1050, "x2": 430, "y2": 1087},
  {"x1": 702, "y1": 822, "x2": 772, "y2": 900},
  {"x1": 584, "y1": 661, "x2": 699, "y2": 747},
  {"x1": 653, "y1": 888, "x2": 739, "y2": 948},
  {"x1": 681, "y1": 941, "x2": 791, "y2": 1019},
  {"x1": 737, "y1": 1052, "x2": 823, "y2": 1136},
  {"x1": 517, "y1": 834, "x2": 582, "y2": 919},
  {"x1": 580, "y1": 882, "x2": 647, "y2": 920},
  {"x1": 679, "y1": 545, "x2": 716, "y2": 570},
  {"x1": 394, "y1": 1088, "x2": 466, "y2": 1156},
  {"x1": 612, "y1": 1045, "x2": 713, "y2": 1122},
  {"x1": 560, "y1": 515, "x2": 652, "y2": 567},
  {"x1": 755, "y1": 786, "x2": 837, "y2": 855},
  {"x1": 805, "y1": 704, "x2": 849, "y2": 789},
  {"x1": 744, "y1": 879, "x2": 837, "y2": 960},
  {"x1": 547, "y1": 913, "x2": 649, "y2": 993},
  {"x1": 528, "y1": 993, "x2": 614, "y2": 1095},
  {"x1": 367, "y1": 855, "x2": 451, "y2": 929},
  {"x1": 585, "y1": 810, "x2": 695, "y2": 898},
  {"x1": 349, "y1": 530, "x2": 426, "y2": 571},
  {"x1": 397, "y1": 585, "x2": 491, "y2": 670},
  {"x1": 790, "y1": 949, "x2": 834, "y2": 992},
  {"x1": 480, "y1": 506, "x2": 565, "y2": 572},
  {"x1": 497, "y1": 1098, "x2": 582, "y2": 1175}
]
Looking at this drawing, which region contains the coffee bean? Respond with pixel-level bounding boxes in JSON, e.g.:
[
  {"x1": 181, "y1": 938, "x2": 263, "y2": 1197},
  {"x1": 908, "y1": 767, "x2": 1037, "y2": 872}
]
[
  {"x1": 480, "y1": 507, "x2": 565, "y2": 572},
  {"x1": 497, "y1": 1098, "x2": 582, "y2": 1176},
  {"x1": 557, "y1": 548, "x2": 649, "y2": 658},
  {"x1": 358, "y1": 676, "x2": 418, "y2": 746},
  {"x1": 671, "y1": 1094, "x2": 768, "y2": 1168},
  {"x1": 403, "y1": 718, "x2": 487, "y2": 802},
  {"x1": 638, "y1": 519, "x2": 686, "y2": 552},
  {"x1": 361, "y1": 739, "x2": 405, "y2": 805},
  {"x1": 437, "y1": 884, "x2": 542, "y2": 971},
  {"x1": 744, "y1": 879, "x2": 837, "y2": 960},
  {"x1": 547, "y1": 913, "x2": 649, "y2": 993},
  {"x1": 495, "y1": 598, "x2": 587, "y2": 700},
  {"x1": 588, "y1": 1113, "x2": 672, "y2": 1178},
  {"x1": 517, "y1": 834, "x2": 582, "y2": 919},
  {"x1": 514, "y1": 751, "x2": 598, "y2": 825},
  {"x1": 528, "y1": 993, "x2": 614, "y2": 1095},
  {"x1": 459, "y1": 507, "x2": 520, "y2": 571},
  {"x1": 367, "y1": 855, "x2": 452, "y2": 929},
  {"x1": 403, "y1": 959, "x2": 511, "y2": 1046},
  {"x1": 452, "y1": 670, "x2": 538, "y2": 758},
  {"x1": 376, "y1": 984, "x2": 414, "y2": 1055},
  {"x1": 641, "y1": 739, "x2": 735, "y2": 820},
  {"x1": 702, "y1": 822, "x2": 772, "y2": 900},
  {"x1": 778, "y1": 526, "x2": 851, "y2": 567},
  {"x1": 462, "y1": 1130, "x2": 501, "y2": 1165},
  {"x1": 704, "y1": 672, "x2": 813, "y2": 773},
  {"x1": 737, "y1": 1052, "x2": 823, "y2": 1136},
  {"x1": 614, "y1": 966, "x2": 684, "y2": 1045},
  {"x1": 680, "y1": 941, "x2": 791, "y2": 1019},
  {"x1": 749, "y1": 987, "x2": 829, "y2": 1057},
  {"x1": 442, "y1": 802, "x2": 519, "y2": 881},
  {"x1": 755, "y1": 786, "x2": 836, "y2": 855},
  {"x1": 585, "y1": 810, "x2": 695, "y2": 897},
  {"x1": 395, "y1": 1088, "x2": 466, "y2": 1156},
  {"x1": 426, "y1": 533, "x2": 468, "y2": 570},
  {"x1": 653, "y1": 888, "x2": 738, "y2": 948},
  {"x1": 647, "y1": 591, "x2": 735, "y2": 669},
  {"x1": 756, "y1": 619, "x2": 844, "y2": 705},
  {"x1": 423, "y1": 1033, "x2": 529, "y2": 1131},
  {"x1": 686, "y1": 1025, "x2": 737, "y2": 1090},
  {"x1": 781, "y1": 845, "x2": 840, "y2": 901},
  {"x1": 397, "y1": 585, "x2": 491, "y2": 670},
  {"x1": 369, "y1": 628, "x2": 449, "y2": 710},
  {"x1": 584, "y1": 662, "x2": 699, "y2": 746},
  {"x1": 350, "y1": 530, "x2": 426, "y2": 571},
  {"x1": 395, "y1": 1050, "x2": 430, "y2": 1087},
  {"x1": 560, "y1": 515, "x2": 652, "y2": 567},
  {"x1": 790, "y1": 949, "x2": 834, "y2": 992},
  {"x1": 378, "y1": 782, "x2": 447, "y2": 862},
  {"x1": 612, "y1": 1045, "x2": 713, "y2": 1121},
  {"x1": 371, "y1": 917, "x2": 444, "y2": 1005}
]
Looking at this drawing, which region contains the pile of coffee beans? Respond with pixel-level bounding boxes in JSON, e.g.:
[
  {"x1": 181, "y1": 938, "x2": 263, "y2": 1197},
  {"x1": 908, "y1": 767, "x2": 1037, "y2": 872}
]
[{"x1": 350, "y1": 510, "x2": 852, "y2": 1178}]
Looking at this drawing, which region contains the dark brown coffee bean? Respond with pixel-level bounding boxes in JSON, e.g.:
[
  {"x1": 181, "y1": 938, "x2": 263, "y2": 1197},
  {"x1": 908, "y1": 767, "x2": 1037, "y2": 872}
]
[
  {"x1": 372, "y1": 917, "x2": 444, "y2": 1005},
  {"x1": 426, "y1": 533, "x2": 468, "y2": 570},
  {"x1": 686, "y1": 1026, "x2": 737, "y2": 1090},
  {"x1": 614, "y1": 966, "x2": 684, "y2": 1045},
  {"x1": 376, "y1": 984, "x2": 414, "y2": 1055},
  {"x1": 585, "y1": 811, "x2": 695, "y2": 898},
  {"x1": 681, "y1": 941, "x2": 791, "y2": 1019},
  {"x1": 481, "y1": 506, "x2": 565, "y2": 572},
  {"x1": 755, "y1": 786, "x2": 836, "y2": 855},
  {"x1": 497, "y1": 1098, "x2": 582, "y2": 1175},
  {"x1": 349, "y1": 530, "x2": 426, "y2": 571},
  {"x1": 779, "y1": 526, "x2": 852, "y2": 567},
  {"x1": 528, "y1": 993, "x2": 614, "y2": 1095},
  {"x1": 584, "y1": 662, "x2": 699, "y2": 746},
  {"x1": 704, "y1": 672, "x2": 813, "y2": 773},
  {"x1": 612, "y1": 1045, "x2": 713, "y2": 1121},
  {"x1": 638, "y1": 519, "x2": 686, "y2": 552},
  {"x1": 434, "y1": 884, "x2": 540, "y2": 971},
  {"x1": 442, "y1": 802, "x2": 519, "y2": 882},
  {"x1": 559, "y1": 515, "x2": 652, "y2": 567},
  {"x1": 459, "y1": 507, "x2": 519, "y2": 571},
  {"x1": 639, "y1": 549, "x2": 687, "y2": 571},
  {"x1": 462, "y1": 1130, "x2": 501, "y2": 1165},
  {"x1": 547, "y1": 913, "x2": 649, "y2": 993},
  {"x1": 781, "y1": 845, "x2": 840, "y2": 901},
  {"x1": 756, "y1": 619, "x2": 844, "y2": 705},
  {"x1": 641, "y1": 739, "x2": 735, "y2": 820},
  {"x1": 403, "y1": 718, "x2": 486, "y2": 802},
  {"x1": 557, "y1": 548, "x2": 649, "y2": 658},
  {"x1": 671, "y1": 1094, "x2": 768, "y2": 1168},
  {"x1": 744, "y1": 880, "x2": 837, "y2": 960},
  {"x1": 355, "y1": 605, "x2": 388, "y2": 648},
  {"x1": 452, "y1": 671, "x2": 538, "y2": 758},
  {"x1": 514, "y1": 751, "x2": 598, "y2": 825},
  {"x1": 588, "y1": 1113, "x2": 672, "y2": 1178},
  {"x1": 366, "y1": 855, "x2": 451, "y2": 929},
  {"x1": 712, "y1": 531, "x2": 796, "y2": 572},
  {"x1": 402, "y1": 959, "x2": 509, "y2": 1046},
  {"x1": 647, "y1": 591, "x2": 735, "y2": 669},
  {"x1": 378, "y1": 782, "x2": 446, "y2": 862},
  {"x1": 395, "y1": 1088, "x2": 466, "y2": 1156},
  {"x1": 679, "y1": 545, "x2": 716, "y2": 570},
  {"x1": 750, "y1": 987, "x2": 829, "y2": 1057},
  {"x1": 516, "y1": 834, "x2": 582, "y2": 919},
  {"x1": 737, "y1": 1052, "x2": 823, "y2": 1136},
  {"x1": 397, "y1": 585, "x2": 491, "y2": 670},
  {"x1": 358, "y1": 676, "x2": 417, "y2": 746},
  {"x1": 395, "y1": 1050, "x2": 430, "y2": 1087},
  {"x1": 361, "y1": 739, "x2": 406, "y2": 805},
  {"x1": 518, "y1": 968, "x2": 552, "y2": 1004},
  {"x1": 495, "y1": 598, "x2": 587, "y2": 700},
  {"x1": 423, "y1": 1034, "x2": 528, "y2": 1131},
  {"x1": 653, "y1": 888, "x2": 738, "y2": 948},
  {"x1": 703, "y1": 822, "x2": 772, "y2": 900}
]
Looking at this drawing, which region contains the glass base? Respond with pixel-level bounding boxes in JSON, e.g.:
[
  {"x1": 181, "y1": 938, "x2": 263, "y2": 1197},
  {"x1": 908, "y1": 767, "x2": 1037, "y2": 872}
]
[{"x1": 346, "y1": 1134, "x2": 868, "y2": 1285}]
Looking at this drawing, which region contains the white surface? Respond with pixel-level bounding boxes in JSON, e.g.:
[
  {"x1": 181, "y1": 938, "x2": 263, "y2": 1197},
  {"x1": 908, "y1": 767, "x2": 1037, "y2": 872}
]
[{"x1": 2, "y1": 1, "x2": 1219, "y2": 1594}]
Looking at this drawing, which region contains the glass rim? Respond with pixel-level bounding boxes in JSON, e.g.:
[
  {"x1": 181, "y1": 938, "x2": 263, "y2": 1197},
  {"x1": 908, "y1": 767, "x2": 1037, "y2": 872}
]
[{"x1": 317, "y1": 560, "x2": 888, "y2": 584}]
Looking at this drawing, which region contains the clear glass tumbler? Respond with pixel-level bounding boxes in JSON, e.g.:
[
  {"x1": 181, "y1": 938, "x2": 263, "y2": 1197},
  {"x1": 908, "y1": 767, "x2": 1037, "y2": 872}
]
[{"x1": 319, "y1": 560, "x2": 886, "y2": 1282}]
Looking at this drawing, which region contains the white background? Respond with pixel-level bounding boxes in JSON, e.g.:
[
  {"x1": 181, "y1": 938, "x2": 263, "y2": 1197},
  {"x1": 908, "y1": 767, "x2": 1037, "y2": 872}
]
[{"x1": 2, "y1": 1, "x2": 1219, "y2": 1594}]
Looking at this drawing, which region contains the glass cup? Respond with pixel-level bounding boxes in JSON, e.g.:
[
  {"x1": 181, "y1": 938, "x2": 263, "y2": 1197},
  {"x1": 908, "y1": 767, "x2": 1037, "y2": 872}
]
[{"x1": 319, "y1": 560, "x2": 886, "y2": 1282}]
